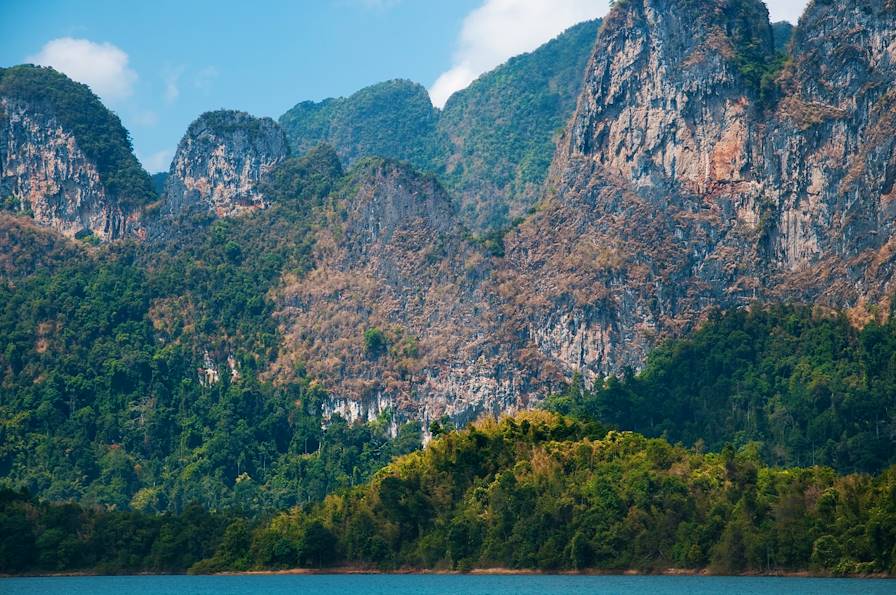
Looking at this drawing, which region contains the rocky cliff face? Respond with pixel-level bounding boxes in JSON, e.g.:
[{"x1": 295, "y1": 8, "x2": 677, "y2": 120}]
[
  {"x1": 501, "y1": 0, "x2": 896, "y2": 382},
  {"x1": 0, "y1": 98, "x2": 128, "y2": 239},
  {"x1": 271, "y1": 159, "x2": 536, "y2": 428},
  {"x1": 164, "y1": 110, "x2": 289, "y2": 217},
  {"x1": 0, "y1": 66, "x2": 152, "y2": 240},
  {"x1": 267, "y1": 0, "x2": 896, "y2": 427},
  {"x1": 4, "y1": 1, "x2": 895, "y2": 432}
]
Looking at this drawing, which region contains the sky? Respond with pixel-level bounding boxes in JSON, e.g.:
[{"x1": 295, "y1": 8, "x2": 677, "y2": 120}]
[{"x1": 0, "y1": 0, "x2": 809, "y2": 173}]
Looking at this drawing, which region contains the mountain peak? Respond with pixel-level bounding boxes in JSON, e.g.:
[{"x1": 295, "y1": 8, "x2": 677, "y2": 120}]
[
  {"x1": 0, "y1": 64, "x2": 153, "y2": 240},
  {"x1": 163, "y1": 110, "x2": 288, "y2": 218}
]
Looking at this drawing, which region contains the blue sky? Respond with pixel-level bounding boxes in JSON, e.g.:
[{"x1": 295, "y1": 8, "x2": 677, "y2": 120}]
[{"x1": 1, "y1": 0, "x2": 808, "y2": 173}]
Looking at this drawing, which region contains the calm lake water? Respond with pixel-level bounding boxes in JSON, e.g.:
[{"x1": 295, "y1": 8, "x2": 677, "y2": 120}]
[{"x1": 1, "y1": 575, "x2": 893, "y2": 595}]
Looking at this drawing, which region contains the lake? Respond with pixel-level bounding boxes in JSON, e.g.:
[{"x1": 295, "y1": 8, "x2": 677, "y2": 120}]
[{"x1": 1, "y1": 575, "x2": 893, "y2": 595}]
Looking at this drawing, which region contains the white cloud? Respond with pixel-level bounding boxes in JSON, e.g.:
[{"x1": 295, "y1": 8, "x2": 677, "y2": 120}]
[
  {"x1": 764, "y1": 0, "x2": 810, "y2": 24},
  {"x1": 164, "y1": 66, "x2": 184, "y2": 104},
  {"x1": 138, "y1": 148, "x2": 174, "y2": 173},
  {"x1": 430, "y1": 0, "x2": 607, "y2": 108},
  {"x1": 193, "y1": 66, "x2": 219, "y2": 93},
  {"x1": 26, "y1": 37, "x2": 137, "y2": 103},
  {"x1": 132, "y1": 110, "x2": 159, "y2": 127}
]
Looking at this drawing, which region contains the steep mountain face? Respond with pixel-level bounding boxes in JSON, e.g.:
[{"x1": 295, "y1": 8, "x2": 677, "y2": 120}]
[
  {"x1": 271, "y1": 159, "x2": 534, "y2": 427},
  {"x1": 278, "y1": 22, "x2": 600, "y2": 231},
  {"x1": 164, "y1": 110, "x2": 289, "y2": 217},
  {"x1": 501, "y1": 0, "x2": 896, "y2": 382},
  {"x1": 0, "y1": 66, "x2": 154, "y2": 240}
]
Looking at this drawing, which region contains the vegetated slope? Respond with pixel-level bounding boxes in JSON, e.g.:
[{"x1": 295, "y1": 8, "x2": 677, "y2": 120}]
[
  {"x1": 0, "y1": 147, "x2": 421, "y2": 512},
  {"x1": 278, "y1": 20, "x2": 600, "y2": 231},
  {"x1": 0, "y1": 65, "x2": 154, "y2": 239},
  {"x1": 283, "y1": 413, "x2": 894, "y2": 575},
  {"x1": 0, "y1": 212, "x2": 85, "y2": 279},
  {"x1": 437, "y1": 18, "x2": 601, "y2": 230},
  {"x1": 269, "y1": 156, "x2": 531, "y2": 427},
  {"x1": 278, "y1": 80, "x2": 441, "y2": 173},
  {"x1": 548, "y1": 305, "x2": 896, "y2": 474},
  {"x1": 8, "y1": 412, "x2": 891, "y2": 576}
]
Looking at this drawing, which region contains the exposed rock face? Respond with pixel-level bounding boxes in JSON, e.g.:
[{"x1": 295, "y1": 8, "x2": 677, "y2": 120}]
[
  {"x1": 270, "y1": 0, "x2": 896, "y2": 427},
  {"x1": 272, "y1": 159, "x2": 535, "y2": 428},
  {"x1": 0, "y1": 98, "x2": 129, "y2": 239},
  {"x1": 0, "y1": 66, "x2": 152, "y2": 240},
  {"x1": 502, "y1": 0, "x2": 896, "y2": 381},
  {"x1": 165, "y1": 110, "x2": 289, "y2": 217}
]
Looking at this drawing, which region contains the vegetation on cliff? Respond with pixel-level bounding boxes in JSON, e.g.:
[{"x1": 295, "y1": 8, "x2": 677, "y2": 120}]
[
  {"x1": 0, "y1": 147, "x2": 420, "y2": 513},
  {"x1": 0, "y1": 65, "x2": 155, "y2": 209},
  {"x1": 548, "y1": 306, "x2": 896, "y2": 474}
]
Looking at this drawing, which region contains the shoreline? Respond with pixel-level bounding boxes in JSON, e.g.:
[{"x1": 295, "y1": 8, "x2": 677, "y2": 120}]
[{"x1": 4, "y1": 567, "x2": 893, "y2": 580}]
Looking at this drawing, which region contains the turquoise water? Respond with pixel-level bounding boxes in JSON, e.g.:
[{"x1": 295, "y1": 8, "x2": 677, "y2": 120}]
[{"x1": 0, "y1": 575, "x2": 893, "y2": 595}]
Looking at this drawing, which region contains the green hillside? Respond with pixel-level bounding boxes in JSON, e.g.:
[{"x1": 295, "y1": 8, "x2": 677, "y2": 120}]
[
  {"x1": 548, "y1": 306, "x2": 896, "y2": 474},
  {"x1": 279, "y1": 80, "x2": 441, "y2": 172},
  {"x1": 278, "y1": 20, "x2": 601, "y2": 230},
  {"x1": 437, "y1": 18, "x2": 600, "y2": 229}
]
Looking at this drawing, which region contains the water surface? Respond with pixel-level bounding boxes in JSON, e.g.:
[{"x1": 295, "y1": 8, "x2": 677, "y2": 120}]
[{"x1": 1, "y1": 574, "x2": 892, "y2": 595}]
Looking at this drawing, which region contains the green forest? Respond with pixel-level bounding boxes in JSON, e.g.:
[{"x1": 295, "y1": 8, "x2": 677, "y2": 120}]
[
  {"x1": 3, "y1": 412, "x2": 894, "y2": 576},
  {"x1": 547, "y1": 306, "x2": 896, "y2": 474},
  {"x1": 0, "y1": 147, "x2": 420, "y2": 513}
]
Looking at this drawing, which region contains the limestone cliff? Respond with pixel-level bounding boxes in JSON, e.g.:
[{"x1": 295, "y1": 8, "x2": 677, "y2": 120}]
[
  {"x1": 271, "y1": 159, "x2": 533, "y2": 428},
  {"x1": 269, "y1": 0, "x2": 896, "y2": 426},
  {"x1": 164, "y1": 110, "x2": 289, "y2": 217},
  {"x1": 502, "y1": 0, "x2": 896, "y2": 381},
  {"x1": 0, "y1": 66, "x2": 153, "y2": 240}
]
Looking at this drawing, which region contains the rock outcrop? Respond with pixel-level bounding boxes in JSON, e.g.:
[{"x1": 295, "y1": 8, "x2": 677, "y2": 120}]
[
  {"x1": 501, "y1": 0, "x2": 896, "y2": 381},
  {"x1": 271, "y1": 159, "x2": 533, "y2": 428},
  {"x1": 0, "y1": 66, "x2": 153, "y2": 240},
  {"x1": 164, "y1": 110, "x2": 289, "y2": 217}
]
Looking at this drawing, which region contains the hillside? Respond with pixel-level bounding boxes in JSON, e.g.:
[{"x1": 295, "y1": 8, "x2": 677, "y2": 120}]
[
  {"x1": 548, "y1": 305, "x2": 896, "y2": 474},
  {"x1": 0, "y1": 147, "x2": 421, "y2": 512},
  {"x1": 1, "y1": 0, "x2": 896, "y2": 520},
  {"x1": 279, "y1": 80, "x2": 441, "y2": 174},
  {"x1": 438, "y1": 18, "x2": 601, "y2": 230},
  {"x1": 278, "y1": 20, "x2": 600, "y2": 231}
]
